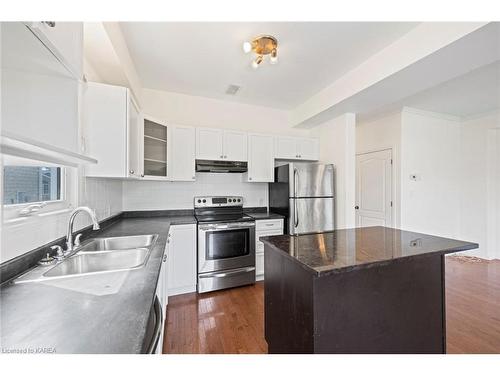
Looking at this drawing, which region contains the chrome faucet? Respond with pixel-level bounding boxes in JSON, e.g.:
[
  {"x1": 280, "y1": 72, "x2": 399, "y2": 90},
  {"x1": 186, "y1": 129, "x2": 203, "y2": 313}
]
[{"x1": 65, "y1": 206, "x2": 100, "y2": 256}]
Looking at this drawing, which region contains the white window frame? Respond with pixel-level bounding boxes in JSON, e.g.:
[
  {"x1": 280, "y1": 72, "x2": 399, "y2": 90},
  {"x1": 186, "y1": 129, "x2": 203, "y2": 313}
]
[{"x1": 2, "y1": 155, "x2": 77, "y2": 223}]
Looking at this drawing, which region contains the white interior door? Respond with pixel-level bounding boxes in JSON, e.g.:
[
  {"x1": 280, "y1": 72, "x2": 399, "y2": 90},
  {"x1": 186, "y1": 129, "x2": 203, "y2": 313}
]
[{"x1": 355, "y1": 149, "x2": 392, "y2": 227}]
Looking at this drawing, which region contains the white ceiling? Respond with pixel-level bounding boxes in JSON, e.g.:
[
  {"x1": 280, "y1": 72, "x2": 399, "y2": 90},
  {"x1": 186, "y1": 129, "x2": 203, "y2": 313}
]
[
  {"x1": 403, "y1": 61, "x2": 500, "y2": 117},
  {"x1": 359, "y1": 61, "x2": 500, "y2": 121},
  {"x1": 119, "y1": 22, "x2": 419, "y2": 109}
]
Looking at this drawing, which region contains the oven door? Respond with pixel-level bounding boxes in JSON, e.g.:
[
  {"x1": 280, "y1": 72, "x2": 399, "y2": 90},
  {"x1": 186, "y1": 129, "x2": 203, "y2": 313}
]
[{"x1": 198, "y1": 222, "x2": 256, "y2": 273}]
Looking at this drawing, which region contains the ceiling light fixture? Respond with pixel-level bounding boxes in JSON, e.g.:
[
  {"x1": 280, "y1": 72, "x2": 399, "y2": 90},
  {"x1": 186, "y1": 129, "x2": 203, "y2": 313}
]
[
  {"x1": 242, "y1": 35, "x2": 278, "y2": 69},
  {"x1": 252, "y1": 55, "x2": 263, "y2": 69}
]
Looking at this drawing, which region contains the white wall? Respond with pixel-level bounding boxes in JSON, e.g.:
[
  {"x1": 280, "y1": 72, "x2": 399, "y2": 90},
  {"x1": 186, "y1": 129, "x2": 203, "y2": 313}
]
[
  {"x1": 311, "y1": 113, "x2": 356, "y2": 229},
  {"x1": 123, "y1": 173, "x2": 267, "y2": 211},
  {"x1": 141, "y1": 88, "x2": 310, "y2": 136},
  {"x1": 459, "y1": 110, "x2": 500, "y2": 259},
  {"x1": 357, "y1": 107, "x2": 500, "y2": 260},
  {"x1": 0, "y1": 176, "x2": 122, "y2": 263},
  {"x1": 400, "y1": 108, "x2": 462, "y2": 238},
  {"x1": 356, "y1": 111, "x2": 402, "y2": 228}
]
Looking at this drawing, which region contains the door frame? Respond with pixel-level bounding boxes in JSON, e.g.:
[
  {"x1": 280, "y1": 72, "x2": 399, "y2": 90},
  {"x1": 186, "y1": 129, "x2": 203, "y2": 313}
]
[{"x1": 355, "y1": 148, "x2": 394, "y2": 228}]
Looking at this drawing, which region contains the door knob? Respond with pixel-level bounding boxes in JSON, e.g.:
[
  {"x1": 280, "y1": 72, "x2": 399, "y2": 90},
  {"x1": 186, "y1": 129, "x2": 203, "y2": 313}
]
[{"x1": 355, "y1": 206, "x2": 359, "y2": 210}]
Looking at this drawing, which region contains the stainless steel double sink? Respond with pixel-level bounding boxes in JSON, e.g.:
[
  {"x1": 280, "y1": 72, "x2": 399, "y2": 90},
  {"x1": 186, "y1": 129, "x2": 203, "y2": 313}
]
[{"x1": 15, "y1": 234, "x2": 158, "y2": 283}]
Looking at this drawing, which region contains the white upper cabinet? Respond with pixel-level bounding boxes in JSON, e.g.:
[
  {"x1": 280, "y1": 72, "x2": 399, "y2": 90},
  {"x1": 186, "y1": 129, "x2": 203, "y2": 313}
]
[
  {"x1": 246, "y1": 134, "x2": 275, "y2": 182},
  {"x1": 168, "y1": 125, "x2": 196, "y2": 181},
  {"x1": 128, "y1": 100, "x2": 143, "y2": 178},
  {"x1": 84, "y1": 82, "x2": 140, "y2": 178},
  {"x1": 275, "y1": 136, "x2": 319, "y2": 160},
  {"x1": 196, "y1": 128, "x2": 224, "y2": 160},
  {"x1": 196, "y1": 128, "x2": 248, "y2": 161},
  {"x1": 27, "y1": 22, "x2": 83, "y2": 79},
  {"x1": 1, "y1": 22, "x2": 81, "y2": 159},
  {"x1": 223, "y1": 130, "x2": 248, "y2": 161},
  {"x1": 297, "y1": 137, "x2": 320, "y2": 160},
  {"x1": 275, "y1": 137, "x2": 298, "y2": 159}
]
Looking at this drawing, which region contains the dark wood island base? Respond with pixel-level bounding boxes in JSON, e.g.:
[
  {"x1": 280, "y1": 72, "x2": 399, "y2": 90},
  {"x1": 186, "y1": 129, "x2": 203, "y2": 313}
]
[{"x1": 261, "y1": 227, "x2": 478, "y2": 354}]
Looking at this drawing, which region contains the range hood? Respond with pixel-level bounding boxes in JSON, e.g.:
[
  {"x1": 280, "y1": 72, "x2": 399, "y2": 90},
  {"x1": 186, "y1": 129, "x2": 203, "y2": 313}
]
[{"x1": 195, "y1": 159, "x2": 248, "y2": 173}]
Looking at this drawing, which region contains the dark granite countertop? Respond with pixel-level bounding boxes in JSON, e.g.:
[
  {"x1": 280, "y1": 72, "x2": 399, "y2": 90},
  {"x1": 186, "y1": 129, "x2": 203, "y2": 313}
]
[
  {"x1": 123, "y1": 210, "x2": 197, "y2": 224},
  {"x1": 260, "y1": 226, "x2": 478, "y2": 276},
  {"x1": 0, "y1": 214, "x2": 194, "y2": 354},
  {"x1": 243, "y1": 207, "x2": 284, "y2": 220},
  {"x1": 246, "y1": 212, "x2": 284, "y2": 220}
]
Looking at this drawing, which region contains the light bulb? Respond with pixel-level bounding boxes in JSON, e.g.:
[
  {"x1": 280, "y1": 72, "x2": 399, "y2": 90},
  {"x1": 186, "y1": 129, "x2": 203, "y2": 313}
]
[
  {"x1": 242, "y1": 41, "x2": 252, "y2": 54},
  {"x1": 252, "y1": 55, "x2": 263, "y2": 69},
  {"x1": 270, "y1": 48, "x2": 278, "y2": 64}
]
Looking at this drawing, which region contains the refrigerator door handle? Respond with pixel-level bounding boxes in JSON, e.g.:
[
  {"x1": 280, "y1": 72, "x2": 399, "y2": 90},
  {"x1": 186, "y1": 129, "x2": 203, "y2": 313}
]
[{"x1": 294, "y1": 168, "x2": 299, "y2": 229}]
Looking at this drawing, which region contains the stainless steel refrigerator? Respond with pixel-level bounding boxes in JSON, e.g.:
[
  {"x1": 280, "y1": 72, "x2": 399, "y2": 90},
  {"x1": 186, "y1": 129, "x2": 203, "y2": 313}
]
[{"x1": 269, "y1": 163, "x2": 335, "y2": 235}]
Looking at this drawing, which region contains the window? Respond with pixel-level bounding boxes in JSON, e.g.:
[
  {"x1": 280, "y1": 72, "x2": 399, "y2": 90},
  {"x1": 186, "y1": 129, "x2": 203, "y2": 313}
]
[
  {"x1": 2, "y1": 155, "x2": 74, "y2": 221},
  {"x1": 3, "y1": 166, "x2": 62, "y2": 205}
]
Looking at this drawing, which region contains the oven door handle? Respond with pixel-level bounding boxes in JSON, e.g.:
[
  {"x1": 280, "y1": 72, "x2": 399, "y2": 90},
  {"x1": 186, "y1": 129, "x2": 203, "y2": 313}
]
[
  {"x1": 198, "y1": 222, "x2": 255, "y2": 231},
  {"x1": 198, "y1": 267, "x2": 256, "y2": 279}
]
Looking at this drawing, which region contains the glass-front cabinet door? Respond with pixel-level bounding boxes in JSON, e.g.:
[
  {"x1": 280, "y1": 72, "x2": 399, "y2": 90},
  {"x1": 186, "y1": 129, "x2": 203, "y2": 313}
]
[{"x1": 143, "y1": 116, "x2": 168, "y2": 179}]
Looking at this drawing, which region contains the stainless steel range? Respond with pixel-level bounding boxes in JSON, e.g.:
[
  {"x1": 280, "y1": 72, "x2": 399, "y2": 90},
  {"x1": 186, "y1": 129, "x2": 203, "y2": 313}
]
[{"x1": 195, "y1": 196, "x2": 256, "y2": 293}]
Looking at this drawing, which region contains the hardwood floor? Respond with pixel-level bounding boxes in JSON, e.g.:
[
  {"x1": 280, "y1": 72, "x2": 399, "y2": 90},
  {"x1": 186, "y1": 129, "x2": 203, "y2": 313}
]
[
  {"x1": 163, "y1": 257, "x2": 500, "y2": 354},
  {"x1": 445, "y1": 257, "x2": 500, "y2": 353}
]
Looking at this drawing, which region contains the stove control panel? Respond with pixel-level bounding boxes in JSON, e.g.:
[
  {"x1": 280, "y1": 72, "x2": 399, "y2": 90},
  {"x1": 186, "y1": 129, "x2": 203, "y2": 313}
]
[{"x1": 194, "y1": 196, "x2": 243, "y2": 208}]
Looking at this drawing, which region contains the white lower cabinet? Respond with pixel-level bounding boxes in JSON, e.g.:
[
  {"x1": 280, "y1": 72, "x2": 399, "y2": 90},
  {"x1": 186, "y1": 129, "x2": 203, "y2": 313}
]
[
  {"x1": 255, "y1": 218, "x2": 284, "y2": 280},
  {"x1": 167, "y1": 224, "x2": 197, "y2": 296}
]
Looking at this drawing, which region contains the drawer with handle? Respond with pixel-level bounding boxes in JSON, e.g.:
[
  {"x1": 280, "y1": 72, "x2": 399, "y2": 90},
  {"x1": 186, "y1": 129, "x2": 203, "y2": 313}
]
[{"x1": 255, "y1": 219, "x2": 283, "y2": 231}]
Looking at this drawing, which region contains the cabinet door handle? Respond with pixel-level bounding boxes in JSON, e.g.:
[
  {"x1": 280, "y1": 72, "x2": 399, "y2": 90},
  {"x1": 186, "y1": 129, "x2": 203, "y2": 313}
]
[{"x1": 129, "y1": 170, "x2": 135, "y2": 175}]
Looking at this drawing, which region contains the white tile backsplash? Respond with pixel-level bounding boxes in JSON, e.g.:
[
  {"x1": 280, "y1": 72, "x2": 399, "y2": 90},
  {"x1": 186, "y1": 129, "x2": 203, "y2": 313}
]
[{"x1": 123, "y1": 173, "x2": 268, "y2": 210}]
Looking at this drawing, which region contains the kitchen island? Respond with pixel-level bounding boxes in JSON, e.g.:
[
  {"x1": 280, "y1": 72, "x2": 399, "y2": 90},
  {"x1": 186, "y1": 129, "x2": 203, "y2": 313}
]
[{"x1": 260, "y1": 226, "x2": 478, "y2": 354}]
